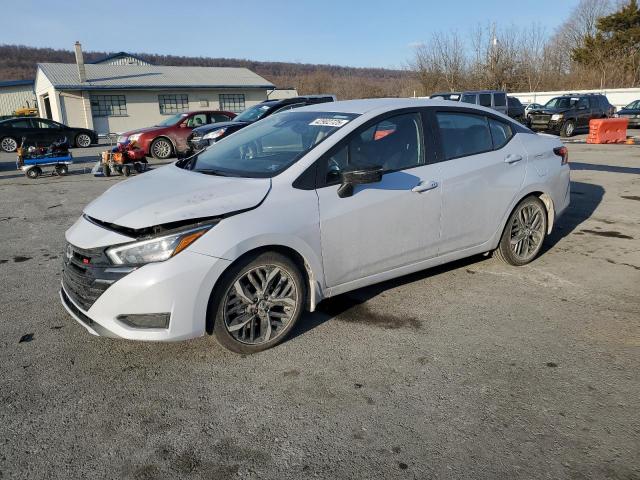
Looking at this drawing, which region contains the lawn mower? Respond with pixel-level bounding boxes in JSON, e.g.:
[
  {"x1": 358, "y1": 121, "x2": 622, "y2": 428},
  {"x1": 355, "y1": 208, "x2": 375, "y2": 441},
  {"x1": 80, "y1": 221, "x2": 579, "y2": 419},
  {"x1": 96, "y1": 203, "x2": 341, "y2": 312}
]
[{"x1": 99, "y1": 139, "x2": 148, "y2": 177}]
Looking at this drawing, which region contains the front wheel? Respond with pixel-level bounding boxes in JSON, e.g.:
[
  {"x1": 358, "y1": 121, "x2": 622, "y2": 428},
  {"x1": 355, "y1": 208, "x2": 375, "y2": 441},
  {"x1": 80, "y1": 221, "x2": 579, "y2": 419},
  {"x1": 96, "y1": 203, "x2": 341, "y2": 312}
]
[
  {"x1": 494, "y1": 196, "x2": 547, "y2": 266},
  {"x1": 211, "y1": 252, "x2": 306, "y2": 354},
  {"x1": 150, "y1": 138, "x2": 173, "y2": 159},
  {"x1": 560, "y1": 120, "x2": 575, "y2": 137},
  {"x1": 25, "y1": 166, "x2": 41, "y2": 179}
]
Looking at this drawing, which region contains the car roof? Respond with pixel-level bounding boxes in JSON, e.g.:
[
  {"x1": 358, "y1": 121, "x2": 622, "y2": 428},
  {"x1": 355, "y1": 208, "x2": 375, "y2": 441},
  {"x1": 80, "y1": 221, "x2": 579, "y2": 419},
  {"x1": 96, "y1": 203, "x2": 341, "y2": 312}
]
[{"x1": 293, "y1": 98, "x2": 500, "y2": 115}]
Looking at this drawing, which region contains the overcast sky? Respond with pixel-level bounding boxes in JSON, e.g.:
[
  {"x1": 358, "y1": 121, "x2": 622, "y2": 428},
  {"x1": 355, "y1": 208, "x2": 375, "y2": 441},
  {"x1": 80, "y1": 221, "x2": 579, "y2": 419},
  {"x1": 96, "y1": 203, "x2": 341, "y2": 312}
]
[{"x1": 0, "y1": 0, "x2": 577, "y2": 68}]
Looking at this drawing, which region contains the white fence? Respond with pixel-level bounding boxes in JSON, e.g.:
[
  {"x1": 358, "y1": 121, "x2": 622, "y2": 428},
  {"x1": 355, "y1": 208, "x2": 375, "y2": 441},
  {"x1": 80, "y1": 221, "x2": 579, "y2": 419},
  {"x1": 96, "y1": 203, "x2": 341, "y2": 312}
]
[{"x1": 511, "y1": 87, "x2": 640, "y2": 110}]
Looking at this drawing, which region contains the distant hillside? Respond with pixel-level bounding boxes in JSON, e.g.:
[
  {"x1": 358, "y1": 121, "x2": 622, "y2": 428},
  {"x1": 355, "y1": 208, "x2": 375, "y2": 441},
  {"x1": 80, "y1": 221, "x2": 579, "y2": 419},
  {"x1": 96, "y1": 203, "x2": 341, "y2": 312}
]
[{"x1": 0, "y1": 44, "x2": 418, "y2": 99}]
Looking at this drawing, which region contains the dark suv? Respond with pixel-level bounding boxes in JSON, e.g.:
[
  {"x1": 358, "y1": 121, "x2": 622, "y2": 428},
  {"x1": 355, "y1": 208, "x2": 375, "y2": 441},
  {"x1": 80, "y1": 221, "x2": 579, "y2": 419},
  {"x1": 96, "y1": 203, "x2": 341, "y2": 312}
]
[
  {"x1": 186, "y1": 95, "x2": 336, "y2": 155},
  {"x1": 528, "y1": 94, "x2": 615, "y2": 137}
]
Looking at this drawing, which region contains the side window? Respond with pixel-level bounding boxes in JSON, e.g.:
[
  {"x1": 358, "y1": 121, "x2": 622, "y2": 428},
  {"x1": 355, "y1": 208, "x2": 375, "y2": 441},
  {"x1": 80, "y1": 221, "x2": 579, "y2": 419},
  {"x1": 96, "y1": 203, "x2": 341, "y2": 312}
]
[
  {"x1": 186, "y1": 114, "x2": 207, "y2": 127},
  {"x1": 488, "y1": 118, "x2": 514, "y2": 149},
  {"x1": 33, "y1": 119, "x2": 60, "y2": 129},
  {"x1": 324, "y1": 113, "x2": 424, "y2": 184},
  {"x1": 210, "y1": 113, "x2": 232, "y2": 123},
  {"x1": 9, "y1": 119, "x2": 32, "y2": 128},
  {"x1": 273, "y1": 103, "x2": 306, "y2": 114},
  {"x1": 461, "y1": 94, "x2": 477, "y2": 104},
  {"x1": 436, "y1": 112, "x2": 492, "y2": 160},
  {"x1": 494, "y1": 93, "x2": 507, "y2": 107},
  {"x1": 479, "y1": 94, "x2": 492, "y2": 107},
  {"x1": 577, "y1": 98, "x2": 589, "y2": 109}
]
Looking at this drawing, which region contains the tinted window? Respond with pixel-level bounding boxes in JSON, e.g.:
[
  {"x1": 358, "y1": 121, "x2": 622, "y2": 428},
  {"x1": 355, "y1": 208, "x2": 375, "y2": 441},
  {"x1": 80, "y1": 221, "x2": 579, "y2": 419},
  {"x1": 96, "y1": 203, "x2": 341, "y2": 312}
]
[
  {"x1": 33, "y1": 119, "x2": 60, "y2": 129},
  {"x1": 436, "y1": 112, "x2": 492, "y2": 160},
  {"x1": 488, "y1": 118, "x2": 513, "y2": 149},
  {"x1": 325, "y1": 113, "x2": 424, "y2": 183},
  {"x1": 461, "y1": 94, "x2": 477, "y2": 104},
  {"x1": 507, "y1": 97, "x2": 522, "y2": 106},
  {"x1": 494, "y1": 93, "x2": 507, "y2": 107},
  {"x1": 210, "y1": 113, "x2": 231, "y2": 122},
  {"x1": 10, "y1": 119, "x2": 31, "y2": 128},
  {"x1": 577, "y1": 98, "x2": 589, "y2": 109},
  {"x1": 479, "y1": 94, "x2": 492, "y2": 107}
]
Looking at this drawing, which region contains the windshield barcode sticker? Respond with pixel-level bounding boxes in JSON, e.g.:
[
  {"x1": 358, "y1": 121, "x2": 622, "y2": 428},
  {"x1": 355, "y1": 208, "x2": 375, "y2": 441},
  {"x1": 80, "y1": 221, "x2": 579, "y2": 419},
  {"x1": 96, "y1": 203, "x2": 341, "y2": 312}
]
[{"x1": 309, "y1": 118, "x2": 350, "y2": 127}]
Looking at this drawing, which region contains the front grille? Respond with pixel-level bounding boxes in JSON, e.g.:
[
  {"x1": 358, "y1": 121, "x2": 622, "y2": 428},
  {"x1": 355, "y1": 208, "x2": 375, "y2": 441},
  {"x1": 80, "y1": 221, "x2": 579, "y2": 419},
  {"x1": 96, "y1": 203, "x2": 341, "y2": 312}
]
[
  {"x1": 531, "y1": 114, "x2": 551, "y2": 124},
  {"x1": 62, "y1": 244, "x2": 131, "y2": 311}
]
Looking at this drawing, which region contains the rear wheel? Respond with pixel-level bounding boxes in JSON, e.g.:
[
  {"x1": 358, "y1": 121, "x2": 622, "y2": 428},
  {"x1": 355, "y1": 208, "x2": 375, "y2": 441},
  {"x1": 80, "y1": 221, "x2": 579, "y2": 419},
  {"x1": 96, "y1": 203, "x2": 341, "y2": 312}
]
[
  {"x1": 560, "y1": 120, "x2": 575, "y2": 137},
  {"x1": 122, "y1": 164, "x2": 132, "y2": 176},
  {"x1": 494, "y1": 196, "x2": 547, "y2": 266},
  {"x1": 1, "y1": 136, "x2": 17, "y2": 152},
  {"x1": 54, "y1": 164, "x2": 68, "y2": 176},
  {"x1": 103, "y1": 164, "x2": 111, "y2": 177},
  {"x1": 211, "y1": 252, "x2": 305, "y2": 354},
  {"x1": 75, "y1": 133, "x2": 92, "y2": 148},
  {"x1": 150, "y1": 138, "x2": 173, "y2": 159}
]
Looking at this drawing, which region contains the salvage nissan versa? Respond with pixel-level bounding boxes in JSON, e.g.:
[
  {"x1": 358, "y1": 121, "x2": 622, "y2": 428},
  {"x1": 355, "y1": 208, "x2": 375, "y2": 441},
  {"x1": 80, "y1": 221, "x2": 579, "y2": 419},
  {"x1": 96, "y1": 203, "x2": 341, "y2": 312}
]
[{"x1": 61, "y1": 99, "x2": 570, "y2": 353}]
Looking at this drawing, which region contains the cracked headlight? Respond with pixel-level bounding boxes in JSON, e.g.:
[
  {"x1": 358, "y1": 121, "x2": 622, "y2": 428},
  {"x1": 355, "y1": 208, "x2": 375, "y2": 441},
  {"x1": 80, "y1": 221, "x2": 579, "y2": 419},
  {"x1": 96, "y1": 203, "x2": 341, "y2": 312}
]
[{"x1": 106, "y1": 225, "x2": 213, "y2": 265}]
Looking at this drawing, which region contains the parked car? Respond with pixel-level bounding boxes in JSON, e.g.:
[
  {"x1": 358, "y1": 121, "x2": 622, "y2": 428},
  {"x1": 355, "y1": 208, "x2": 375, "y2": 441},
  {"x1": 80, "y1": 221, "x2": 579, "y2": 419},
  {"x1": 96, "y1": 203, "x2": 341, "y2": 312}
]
[
  {"x1": 523, "y1": 102, "x2": 544, "y2": 121},
  {"x1": 61, "y1": 98, "x2": 570, "y2": 353},
  {"x1": 429, "y1": 92, "x2": 461, "y2": 101},
  {"x1": 507, "y1": 96, "x2": 526, "y2": 123},
  {"x1": 528, "y1": 93, "x2": 614, "y2": 137},
  {"x1": 0, "y1": 117, "x2": 97, "y2": 152},
  {"x1": 186, "y1": 96, "x2": 336, "y2": 155},
  {"x1": 117, "y1": 110, "x2": 236, "y2": 159},
  {"x1": 615, "y1": 99, "x2": 640, "y2": 127},
  {"x1": 459, "y1": 90, "x2": 509, "y2": 116}
]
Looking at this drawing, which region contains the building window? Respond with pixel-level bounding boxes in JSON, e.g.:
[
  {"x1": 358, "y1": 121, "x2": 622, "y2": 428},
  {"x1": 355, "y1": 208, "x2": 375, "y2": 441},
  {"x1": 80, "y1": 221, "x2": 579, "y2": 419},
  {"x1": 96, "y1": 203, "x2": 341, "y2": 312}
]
[
  {"x1": 219, "y1": 94, "x2": 245, "y2": 113},
  {"x1": 158, "y1": 94, "x2": 189, "y2": 114},
  {"x1": 90, "y1": 95, "x2": 127, "y2": 117}
]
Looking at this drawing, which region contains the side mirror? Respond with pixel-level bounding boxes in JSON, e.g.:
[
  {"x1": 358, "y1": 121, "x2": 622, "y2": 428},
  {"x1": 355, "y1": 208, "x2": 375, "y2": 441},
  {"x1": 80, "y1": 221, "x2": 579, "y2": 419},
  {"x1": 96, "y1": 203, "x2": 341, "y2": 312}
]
[{"x1": 337, "y1": 165, "x2": 383, "y2": 198}]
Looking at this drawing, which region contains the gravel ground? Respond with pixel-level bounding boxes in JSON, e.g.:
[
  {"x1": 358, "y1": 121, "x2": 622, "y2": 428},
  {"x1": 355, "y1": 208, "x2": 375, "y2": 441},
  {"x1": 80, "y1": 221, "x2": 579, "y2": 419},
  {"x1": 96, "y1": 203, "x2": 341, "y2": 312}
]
[{"x1": 0, "y1": 141, "x2": 638, "y2": 480}]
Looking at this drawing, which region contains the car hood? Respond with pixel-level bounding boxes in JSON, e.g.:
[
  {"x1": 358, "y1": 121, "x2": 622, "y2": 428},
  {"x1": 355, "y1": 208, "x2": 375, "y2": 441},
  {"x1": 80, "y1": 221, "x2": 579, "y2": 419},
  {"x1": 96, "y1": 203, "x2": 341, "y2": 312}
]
[
  {"x1": 192, "y1": 121, "x2": 251, "y2": 135},
  {"x1": 84, "y1": 164, "x2": 271, "y2": 229},
  {"x1": 530, "y1": 107, "x2": 572, "y2": 115},
  {"x1": 120, "y1": 126, "x2": 170, "y2": 137}
]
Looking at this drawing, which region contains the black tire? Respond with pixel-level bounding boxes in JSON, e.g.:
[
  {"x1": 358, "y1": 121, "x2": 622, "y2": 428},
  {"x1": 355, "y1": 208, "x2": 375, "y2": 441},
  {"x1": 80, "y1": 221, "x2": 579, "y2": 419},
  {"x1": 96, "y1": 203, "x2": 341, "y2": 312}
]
[
  {"x1": 494, "y1": 196, "x2": 548, "y2": 266},
  {"x1": 150, "y1": 137, "x2": 173, "y2": 159},
  {"x1": 122, "y1": 164, "x2": 132, "y2": 177},
  {"x1": 25, "y1": 166, "x2": 41, "y2": 179},
  {"x1": 74, "y1": 133, "x2": 92, "y2": 148},
  {"x1": 103, "y1": 164, "x2": 111, "y2": 177},
  {"x1": 115, "y1": 165, "x2": 123, "y2": 174},
  {"x1": 133, "y1": 163, "x2": 142, "y2": 173},
  {"x1": 560, "y1": 120, "x2": 575, "y2": 137},
  {"x1": 211, "y1": 252, "x2": 306, "y2": 354},
  {"x1": 1, "y1": 136, "x2": 18, "y2": 153},
  {"x1": 54, "y1": 164, "x2": 68, "y2": 176}
]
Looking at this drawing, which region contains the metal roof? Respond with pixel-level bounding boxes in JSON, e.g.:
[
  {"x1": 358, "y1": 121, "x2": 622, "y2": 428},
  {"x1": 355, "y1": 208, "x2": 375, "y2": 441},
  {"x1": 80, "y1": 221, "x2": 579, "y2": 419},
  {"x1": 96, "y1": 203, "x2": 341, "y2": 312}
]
[{"x1": 37, "y1": 63, "x2": 274, "y2": 90}]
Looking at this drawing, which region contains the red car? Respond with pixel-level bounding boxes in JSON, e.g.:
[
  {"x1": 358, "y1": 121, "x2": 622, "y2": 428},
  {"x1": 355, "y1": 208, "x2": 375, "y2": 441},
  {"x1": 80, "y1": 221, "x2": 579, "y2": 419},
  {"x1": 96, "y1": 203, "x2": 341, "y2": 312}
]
[{"x1": 117, "y1": 110, "x2": 236, "y2": 159}]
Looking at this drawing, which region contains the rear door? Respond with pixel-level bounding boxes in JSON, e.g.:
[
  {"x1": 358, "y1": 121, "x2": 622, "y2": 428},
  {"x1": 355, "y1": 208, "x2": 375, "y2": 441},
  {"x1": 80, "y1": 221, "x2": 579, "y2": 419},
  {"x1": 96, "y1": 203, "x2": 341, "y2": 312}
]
[
  {"x1": 32, "y1": 119, "x2": 65, "y2": 144},
  {"x1": 433, "y1": 109, "x2": 527, "y2": 253},
  {"x1": 316, "y1": 111, "x2": 442, "y2": 288}
]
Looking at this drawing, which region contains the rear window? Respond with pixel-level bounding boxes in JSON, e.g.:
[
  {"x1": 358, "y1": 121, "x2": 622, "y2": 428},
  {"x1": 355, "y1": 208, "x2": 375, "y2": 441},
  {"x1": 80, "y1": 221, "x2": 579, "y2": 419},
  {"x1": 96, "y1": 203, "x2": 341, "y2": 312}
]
[{"x1": 436, "y1": 112, "x2": 492, "y2": 160}]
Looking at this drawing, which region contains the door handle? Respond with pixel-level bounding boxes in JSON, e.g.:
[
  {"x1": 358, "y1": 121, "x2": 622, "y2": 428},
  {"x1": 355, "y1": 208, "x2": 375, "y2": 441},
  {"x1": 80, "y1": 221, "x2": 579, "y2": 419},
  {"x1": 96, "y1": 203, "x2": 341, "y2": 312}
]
[
  {"x1": 504, "y1": 154, "x2": 523, "y2": 164},
  {"x1": 412, "y1": 180, "x2": 438, "y2": 193}
]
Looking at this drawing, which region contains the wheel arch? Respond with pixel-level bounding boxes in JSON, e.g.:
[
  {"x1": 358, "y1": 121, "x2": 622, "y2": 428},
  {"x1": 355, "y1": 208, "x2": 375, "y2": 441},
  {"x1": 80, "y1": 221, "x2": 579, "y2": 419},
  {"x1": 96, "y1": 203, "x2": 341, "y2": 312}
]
[{"x1": 204, "y1": 244, "x2": 321, "y2": 335}]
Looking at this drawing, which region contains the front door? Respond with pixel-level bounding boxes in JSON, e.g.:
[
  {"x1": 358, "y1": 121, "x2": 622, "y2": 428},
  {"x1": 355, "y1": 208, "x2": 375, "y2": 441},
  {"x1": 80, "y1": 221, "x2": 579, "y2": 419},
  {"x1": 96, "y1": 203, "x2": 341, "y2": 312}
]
[
  {"x1": 434, "y1": 110, "x2": 527, "y2": 253},
  {"x1": 316, "y1": 112, "x2": 442, "y2": 288}
]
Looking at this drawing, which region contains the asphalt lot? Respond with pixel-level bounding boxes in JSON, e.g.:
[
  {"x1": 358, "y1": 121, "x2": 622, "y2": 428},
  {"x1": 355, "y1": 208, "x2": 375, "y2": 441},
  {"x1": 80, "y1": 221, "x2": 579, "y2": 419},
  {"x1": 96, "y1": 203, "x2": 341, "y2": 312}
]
[{"x1": 0, "y1": 138, "x2": 639, "y2": 480}]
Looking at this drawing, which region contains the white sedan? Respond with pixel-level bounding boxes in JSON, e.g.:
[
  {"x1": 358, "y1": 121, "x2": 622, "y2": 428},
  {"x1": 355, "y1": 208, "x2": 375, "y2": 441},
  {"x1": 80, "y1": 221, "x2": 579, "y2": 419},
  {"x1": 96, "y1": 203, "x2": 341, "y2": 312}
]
[{"x1": 61, "y1": 98, "x2": 570, "y2": 353}]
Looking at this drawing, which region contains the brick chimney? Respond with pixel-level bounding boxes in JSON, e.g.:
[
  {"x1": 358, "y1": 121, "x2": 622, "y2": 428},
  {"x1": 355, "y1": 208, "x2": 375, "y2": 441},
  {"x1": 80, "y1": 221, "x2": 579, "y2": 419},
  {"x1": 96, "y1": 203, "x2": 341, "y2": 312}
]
[{"x1": 74, "y1": 41, "x2": 86, "y2": 83}]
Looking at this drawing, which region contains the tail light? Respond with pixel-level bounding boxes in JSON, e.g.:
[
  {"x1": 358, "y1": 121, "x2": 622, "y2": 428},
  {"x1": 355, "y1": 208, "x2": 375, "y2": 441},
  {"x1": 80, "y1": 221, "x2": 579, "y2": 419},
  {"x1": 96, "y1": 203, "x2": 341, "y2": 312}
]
[{"x1": 554, "y1": 146, "x2": 569, "y2": 165}]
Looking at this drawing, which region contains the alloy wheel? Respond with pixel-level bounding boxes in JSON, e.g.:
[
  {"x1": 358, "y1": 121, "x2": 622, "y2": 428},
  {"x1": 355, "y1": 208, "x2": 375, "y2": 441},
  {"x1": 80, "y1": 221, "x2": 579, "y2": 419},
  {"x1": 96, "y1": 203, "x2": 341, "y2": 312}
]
[
  {"x1": 76, "y1": 133, "x2": 91, "y2": 147},
  {"x1": 152, "y1": 139, "x2": 172, "y2": 159},
  {"x1": 509, "y1": 203, "x2": 545, "y2": 262},
  {"x1": 223, "y1": 265, "x2": 298, "y2": 345},
  {"x1": 1, "y1": 137, "x2": 17, "y2": 152}
]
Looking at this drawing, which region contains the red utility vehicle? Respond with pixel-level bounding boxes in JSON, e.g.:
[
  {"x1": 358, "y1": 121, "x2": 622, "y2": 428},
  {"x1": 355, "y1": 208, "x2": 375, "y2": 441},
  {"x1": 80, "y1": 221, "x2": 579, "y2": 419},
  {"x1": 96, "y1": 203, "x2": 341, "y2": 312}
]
[{"x1": 117, "y1": 110, "x2": 236, "y2": 159}]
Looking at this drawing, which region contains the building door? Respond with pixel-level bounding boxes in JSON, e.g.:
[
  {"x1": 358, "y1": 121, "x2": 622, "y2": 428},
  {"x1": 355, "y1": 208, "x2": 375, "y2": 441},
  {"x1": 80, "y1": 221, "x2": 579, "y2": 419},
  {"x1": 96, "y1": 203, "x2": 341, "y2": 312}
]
[{"x1": 43, "y1": 95, "x2": 52, "y2": 119}]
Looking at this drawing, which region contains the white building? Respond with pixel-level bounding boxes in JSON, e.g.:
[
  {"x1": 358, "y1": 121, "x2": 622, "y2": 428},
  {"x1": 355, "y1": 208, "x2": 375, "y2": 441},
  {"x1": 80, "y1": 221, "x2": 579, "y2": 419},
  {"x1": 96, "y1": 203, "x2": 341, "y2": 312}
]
[{"x1": 34, "y1": 44, "x2": 275, "y2": 134}]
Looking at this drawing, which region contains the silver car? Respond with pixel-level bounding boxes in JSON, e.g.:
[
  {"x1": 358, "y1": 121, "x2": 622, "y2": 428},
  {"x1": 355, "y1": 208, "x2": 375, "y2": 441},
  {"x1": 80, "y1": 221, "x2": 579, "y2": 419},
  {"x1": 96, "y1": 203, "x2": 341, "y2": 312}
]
[{"x1": 61, "y1": 98, "x2": 570, "y2": 353}]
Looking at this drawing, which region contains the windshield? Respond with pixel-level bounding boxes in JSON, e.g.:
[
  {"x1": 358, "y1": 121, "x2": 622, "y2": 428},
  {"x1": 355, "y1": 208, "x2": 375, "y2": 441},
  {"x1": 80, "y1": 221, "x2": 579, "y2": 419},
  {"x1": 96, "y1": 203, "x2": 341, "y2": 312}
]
[
  {"x1": 234, "y1": 104, "x2": 273, "y2": 123},
  {"x1": 155, "y1": 113, "x2": 187, "y2": 127},
  {"x1": 186, "y1": 111, "x2": 358, "y2": 178},
  {"x1": 624, "y1": 100, "x2": 640, "y2": 109},
  {"x1": 545, "y1": 97, "x2": 579, "y2": 109}
]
